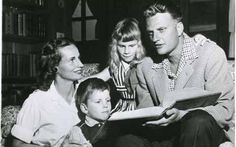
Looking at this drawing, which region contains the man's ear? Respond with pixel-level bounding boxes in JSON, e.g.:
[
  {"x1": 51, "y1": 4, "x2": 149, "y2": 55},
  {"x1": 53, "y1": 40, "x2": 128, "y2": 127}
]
[
  {"x1": 80, "y1": 103, "x2": 88, "y2": 114},
  {"x1": 176, "y1": 22, "x2": 184, "y2": 36}
]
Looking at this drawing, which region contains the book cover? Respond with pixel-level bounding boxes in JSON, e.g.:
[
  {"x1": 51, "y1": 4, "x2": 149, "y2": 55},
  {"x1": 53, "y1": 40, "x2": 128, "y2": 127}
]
[{"x1": 108, "y1": 88, "x2": 221, "y2": 121}]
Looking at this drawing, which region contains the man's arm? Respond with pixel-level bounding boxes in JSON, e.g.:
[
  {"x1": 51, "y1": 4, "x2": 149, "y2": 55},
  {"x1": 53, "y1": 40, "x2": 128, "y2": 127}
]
[
  {"x1": 135, "y1": 57, "x2": 155, "y2": 108},
  {"x1": 201, "y1": 43, "x2": 234, "y2": 127}
]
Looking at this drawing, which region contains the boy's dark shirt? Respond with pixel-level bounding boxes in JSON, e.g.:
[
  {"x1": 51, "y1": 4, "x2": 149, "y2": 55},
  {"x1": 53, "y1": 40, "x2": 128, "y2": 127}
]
[{"x1": 78, "y1": 121, "x2": 120, "y2": 147}]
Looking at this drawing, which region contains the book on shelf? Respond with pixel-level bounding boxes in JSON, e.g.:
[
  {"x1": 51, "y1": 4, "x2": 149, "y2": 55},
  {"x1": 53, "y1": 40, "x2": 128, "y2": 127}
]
[
  {"x1": 2, "y1": 53, "x2": 39, "y2": 78},
  {"x1": 108, "y1": 88, "x2": 221, "y2": 122},
  {"x1": 3, "y1": 6, "x2": 47, "y2": 38}
]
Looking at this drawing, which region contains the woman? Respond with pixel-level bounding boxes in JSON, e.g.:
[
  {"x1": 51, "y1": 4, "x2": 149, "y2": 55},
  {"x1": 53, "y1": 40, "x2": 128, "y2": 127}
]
[{"x1": 11, "y1": 38, "x2": 85, "y2": 147}]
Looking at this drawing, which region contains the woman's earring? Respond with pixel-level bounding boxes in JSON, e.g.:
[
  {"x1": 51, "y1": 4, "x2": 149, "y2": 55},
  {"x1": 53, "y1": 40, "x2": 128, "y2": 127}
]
[{"x1": 53, "y1": 67, "x2": 58, "y2": 73}]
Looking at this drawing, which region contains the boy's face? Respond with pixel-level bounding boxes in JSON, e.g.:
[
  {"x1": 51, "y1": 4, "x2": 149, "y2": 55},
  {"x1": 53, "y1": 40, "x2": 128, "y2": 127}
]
[
  {"x1": 85, "y1": 90, "x2": 111, "y2": 121},
  {"x1": 117, "y1": 40, "x2": 138, "y2": 64},
  {"x1": 146, "y1": 12, "x2": 183, "y2": 55}
]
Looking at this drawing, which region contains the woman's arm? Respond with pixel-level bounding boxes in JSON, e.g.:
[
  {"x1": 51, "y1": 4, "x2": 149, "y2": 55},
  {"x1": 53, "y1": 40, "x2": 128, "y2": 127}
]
[{"x1": 12, "y1": 138, "x2": 40, "y2": 147}]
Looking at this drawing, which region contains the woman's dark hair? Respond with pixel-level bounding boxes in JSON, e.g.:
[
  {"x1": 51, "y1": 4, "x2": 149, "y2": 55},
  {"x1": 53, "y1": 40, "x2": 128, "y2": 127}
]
[
  {"x1": 38, "y1": 38, "x2": 77, "y2": 90},
  {"x1": 76, "y1": 78, "x2": 110, "y2": 121},
  {"x1": 143, "y1": 0, "x2": 182, "y2": 22}
]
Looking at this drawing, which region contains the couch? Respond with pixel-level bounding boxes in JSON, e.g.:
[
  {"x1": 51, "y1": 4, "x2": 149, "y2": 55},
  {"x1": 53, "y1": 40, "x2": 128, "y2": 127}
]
[{"x1": 1, "y1": 61, "x2": 235, "y2": 147}]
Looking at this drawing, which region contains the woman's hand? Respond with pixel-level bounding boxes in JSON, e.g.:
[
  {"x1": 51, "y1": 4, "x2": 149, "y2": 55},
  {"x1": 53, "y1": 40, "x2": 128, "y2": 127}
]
[
  {"x1": 61, "y1": 143, "x2": 92, "y2": 147},
  {"x1": 61, "y1": 140, "x2": 92, "y2": 147},
  {"x1": 193, "y1": 34, "x2": 210, "y2": 46},
  {"x1": 143, "y1": 108, "x2": 187, "y2": 126},
  {"x1": 61, "y1": 126, "x2": 93, "y2": 147}
]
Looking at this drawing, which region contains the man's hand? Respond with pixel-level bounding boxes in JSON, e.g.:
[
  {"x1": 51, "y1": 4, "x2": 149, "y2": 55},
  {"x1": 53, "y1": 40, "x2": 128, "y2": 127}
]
[{"x1": 143, "y1": 108, "x2": 187, "y2": 126}]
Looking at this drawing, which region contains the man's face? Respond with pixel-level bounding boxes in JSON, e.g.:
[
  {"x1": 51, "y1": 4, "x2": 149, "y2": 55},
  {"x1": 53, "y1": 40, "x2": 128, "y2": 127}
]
[
  {"x1": 86, "y1": 90, "x2": 111, "y2": 121},
  {"x1": 117, "y1": 40, "x2": 138, "y2": 64},
  {"x1": 146, "y1": 13, "x2": 182, "y2": 55}
]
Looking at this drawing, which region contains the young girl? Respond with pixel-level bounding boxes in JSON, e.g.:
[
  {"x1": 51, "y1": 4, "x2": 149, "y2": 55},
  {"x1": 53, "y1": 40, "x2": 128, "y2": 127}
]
[
  {"x1": 62, "y1": 78, "x2": 118, "y2": 147},
  {"x1": 93, "y1": 18, "x2": 146, "y2": 112},
  {"x1": 92, "y1": 18, "x2": 207, "y2": 112}
]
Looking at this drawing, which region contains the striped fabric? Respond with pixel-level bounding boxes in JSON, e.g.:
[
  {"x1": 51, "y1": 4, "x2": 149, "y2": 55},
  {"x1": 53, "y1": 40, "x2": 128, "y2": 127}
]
[{"x1": 111, "y1": 64, "x2": 136, "y2": 112}]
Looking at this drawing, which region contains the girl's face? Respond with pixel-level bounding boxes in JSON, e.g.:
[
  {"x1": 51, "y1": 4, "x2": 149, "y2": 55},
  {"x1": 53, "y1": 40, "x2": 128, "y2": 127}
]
[
  {"x1": 56, "y1": 44, "x2": 84, "y2": 81},
  {"x1": 86, "y1": 90, "x2": 111, "y2": 121},
  {"x1": 117, "y1": 40, "x2": 139, "y2": 64}
]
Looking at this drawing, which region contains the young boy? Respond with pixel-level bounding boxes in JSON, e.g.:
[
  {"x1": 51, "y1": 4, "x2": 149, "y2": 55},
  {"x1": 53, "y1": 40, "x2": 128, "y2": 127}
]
[{"x1": 62, "y1": 78, "x2": 117, "y2": 147}]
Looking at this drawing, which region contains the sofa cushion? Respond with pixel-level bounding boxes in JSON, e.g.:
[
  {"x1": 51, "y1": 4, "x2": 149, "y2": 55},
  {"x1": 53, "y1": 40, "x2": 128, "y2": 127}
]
[{"x1": 82, "y1": 63, "x2": 101, "y2": 77}]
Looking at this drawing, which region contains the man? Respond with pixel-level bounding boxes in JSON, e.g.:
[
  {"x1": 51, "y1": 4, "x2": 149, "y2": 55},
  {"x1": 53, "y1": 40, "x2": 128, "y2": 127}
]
[{"x1": 122, "y1": 0, "x2": 234, "y2": 147}]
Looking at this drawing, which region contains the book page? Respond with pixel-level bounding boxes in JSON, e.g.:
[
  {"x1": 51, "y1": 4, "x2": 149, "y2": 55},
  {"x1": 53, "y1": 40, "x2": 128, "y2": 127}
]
[
  {"x1": 108, "y1": 106, "x2": 167, "y2": 121},
  {"x1": 109, "y1": 88, "x2": 221, "y2": 121},
  {"x1": 163, "y1": 88, "x2": 221, "y2": 110}
]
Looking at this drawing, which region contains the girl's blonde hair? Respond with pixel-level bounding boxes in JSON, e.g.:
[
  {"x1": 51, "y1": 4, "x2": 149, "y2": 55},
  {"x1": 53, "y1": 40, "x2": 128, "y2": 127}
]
[{"x1": 108, "y1": 18, "x2": 146, "y2": 74}]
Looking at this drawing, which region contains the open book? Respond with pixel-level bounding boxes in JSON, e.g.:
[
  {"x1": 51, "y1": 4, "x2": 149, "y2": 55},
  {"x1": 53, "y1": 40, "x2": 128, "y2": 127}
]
[{"x1": 108, "y1": 88, "x2": 221, "y2": 121}]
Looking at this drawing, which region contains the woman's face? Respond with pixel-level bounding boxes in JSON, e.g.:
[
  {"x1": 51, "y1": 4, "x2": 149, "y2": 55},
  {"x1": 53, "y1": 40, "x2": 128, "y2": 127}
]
[
  {"x1": 56, "y1": 44, "x2": 84, "y2": 81},
  {"x1": 117, "y1": 40, "x2": 139, "y2": 64}
]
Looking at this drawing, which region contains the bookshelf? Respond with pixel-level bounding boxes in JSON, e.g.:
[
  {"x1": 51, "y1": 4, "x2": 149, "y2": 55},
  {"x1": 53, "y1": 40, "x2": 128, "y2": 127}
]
[
  {"x1": 180, "y1": 0, "x2": 230, "y2": 57},
  {"x1": 2, "y1": 0, "x2": 48, "y2": 106}
]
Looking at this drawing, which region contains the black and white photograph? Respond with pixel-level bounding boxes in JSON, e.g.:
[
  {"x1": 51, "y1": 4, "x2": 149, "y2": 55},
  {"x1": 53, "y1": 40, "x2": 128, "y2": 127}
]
[{"x1": 1, "y1": 0, "x2": 235, "y2": 147}]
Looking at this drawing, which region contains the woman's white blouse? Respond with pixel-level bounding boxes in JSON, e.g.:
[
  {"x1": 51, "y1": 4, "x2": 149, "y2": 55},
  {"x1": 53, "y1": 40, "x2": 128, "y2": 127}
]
[{"x1": 11, "y1": 81, "x2": 80, "y2": 147}]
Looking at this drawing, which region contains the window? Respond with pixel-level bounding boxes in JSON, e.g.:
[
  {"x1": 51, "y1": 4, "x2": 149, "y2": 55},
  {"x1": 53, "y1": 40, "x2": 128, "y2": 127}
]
[{"x1": 72, "y1": 0, "x2": 97, "y2": 42}]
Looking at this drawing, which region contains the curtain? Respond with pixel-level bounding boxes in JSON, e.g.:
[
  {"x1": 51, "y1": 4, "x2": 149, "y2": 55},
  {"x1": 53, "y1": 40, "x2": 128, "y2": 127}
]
[{"x1": 228, "y1": 0, "x2": 235, "y2": 58}]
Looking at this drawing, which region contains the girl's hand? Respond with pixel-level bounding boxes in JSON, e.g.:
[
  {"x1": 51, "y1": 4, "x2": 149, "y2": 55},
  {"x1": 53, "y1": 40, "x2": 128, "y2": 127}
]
[
  {"x1": 193, "y1": 34, "x2": 210, "y2": 46},
  {"x1": 219, "y1": 142, "x2": 234, "y2": 147}
]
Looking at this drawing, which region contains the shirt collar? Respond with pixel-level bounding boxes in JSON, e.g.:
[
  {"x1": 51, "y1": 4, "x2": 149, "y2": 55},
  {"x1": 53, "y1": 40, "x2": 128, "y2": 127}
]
[
  {"x1": 49, "y1": 81, "x2": 78, "y2": 104},
  {"x1": 49, "y1": 81, "x2": 61, "y2": 101},
  {"x1": 85, "y1": 116, "x2": 104, "y2": 127},
  {"x1": 182, "y1": 33, "x2": 198, "y2": 61}
]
